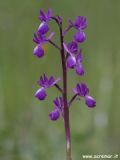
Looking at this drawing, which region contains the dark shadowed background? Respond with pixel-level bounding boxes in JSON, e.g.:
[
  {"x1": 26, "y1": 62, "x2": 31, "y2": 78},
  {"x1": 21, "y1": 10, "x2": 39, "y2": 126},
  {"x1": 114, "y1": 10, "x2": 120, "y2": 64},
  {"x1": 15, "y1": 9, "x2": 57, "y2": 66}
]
[{"x1": 0, "y1": 0, "x2": 120, "y2": 159}]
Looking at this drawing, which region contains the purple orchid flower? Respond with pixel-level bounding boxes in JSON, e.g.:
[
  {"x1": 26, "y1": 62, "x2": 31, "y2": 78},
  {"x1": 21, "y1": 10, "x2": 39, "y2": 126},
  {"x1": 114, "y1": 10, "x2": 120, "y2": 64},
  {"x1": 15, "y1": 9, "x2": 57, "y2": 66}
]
[
  {"x1": 35, "y1": 74, "x2": 60, "y2": 100},
  {"x1": 33, "y1": 9, "x2": 54, "y2": 59},
  {"x1": 69, "y1": 16, "x2": 87, "y2": 43},
  {"x1": 69, "y1": 16, "x2": 87, "y2": 30},
  {"x1": 33, "y1": 32, "x2": 54, "y2": 58},
  {"x1": 73, "y1": 83, "x2": 96, "y2": 108},
  {"x1": 63, "y1": 42, "x2": 76, "y2": 68},
  {"x1": 63, "y1": 43, "x2": 84, "y2": 76},
  {"x1": 67, "y1": 41, "x2": 78, "y2": 54},
  {"x1": 49, "y1": 97, "x2": 64, "y2": 121},
  {"x1": 33, "y1": 31, "x2": 54, "y2": 44},
  {"x1": 39, "y1": 8, "x2": 52, "y2": 22}
]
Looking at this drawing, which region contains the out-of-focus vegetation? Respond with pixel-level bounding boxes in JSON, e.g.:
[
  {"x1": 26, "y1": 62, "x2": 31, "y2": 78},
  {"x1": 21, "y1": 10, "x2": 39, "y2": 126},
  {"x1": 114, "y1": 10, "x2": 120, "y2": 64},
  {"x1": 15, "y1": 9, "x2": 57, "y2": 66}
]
[{"x1": 0, "y1": 0, "x2": 120, "y2": 159}]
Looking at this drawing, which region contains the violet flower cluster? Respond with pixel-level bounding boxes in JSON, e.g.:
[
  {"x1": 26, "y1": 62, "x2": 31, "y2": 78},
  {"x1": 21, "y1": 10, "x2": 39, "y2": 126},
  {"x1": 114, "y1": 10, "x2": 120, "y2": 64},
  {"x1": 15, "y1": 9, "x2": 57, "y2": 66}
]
[{"x1": 33, "y1": 8, "x2": 96, "y2": 121}]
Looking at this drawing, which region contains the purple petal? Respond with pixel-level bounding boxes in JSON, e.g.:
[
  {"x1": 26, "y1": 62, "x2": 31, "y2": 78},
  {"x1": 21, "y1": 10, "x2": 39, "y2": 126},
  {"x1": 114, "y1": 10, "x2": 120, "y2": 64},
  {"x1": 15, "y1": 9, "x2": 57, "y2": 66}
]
[
  {"x1": 33, "y1": 32, "x2": 47, "y2": 44},
  {"x1": 76, "y1": 49, "x2": 82, "y2": 63},
  {"x1": 63, "y1": 43, "x2": 72, "y2": 57},
  {"x1": 38, "y1": 22, "x2": 49, "y2": 35},
  {"x1": 75, "y1": 83, "x2": 89, "y2": 97},
  {"x1": 67, "y1": 41, "x2": 78, "y2": 54},
  {"x1": 34, "y1": 45, "x2": 44, "y2": 58},
  {"x1": 76, "y1": 84, "x2": 81, "y2": 95},
  {"x1": 39, "y1": 8, "x2": 52, "y2": 22},
  {"x1": 39, "y1": 9, "x2": 47, "y2": 21},
  {"x1": 80, "y1": 83, "x2": 89, "y2": 96},
  {"x1": 37, "y1": 33, "x2": 46, "y2": 43},
  {"x1": 75, "y1": 16, "x2": 87, "y2": 30},
  {"x1": 48, "y1": 76, "x2": 55, "y2": 86},
  {"x1": 75, "y1": 63, "x2": 84, "y2": 76},
  {"x1": 33, "y1": 33, "x2": 39, "y2": 44},
  {"x1": 74, "y1": 30, "x2": 86, "y2": 43},
  {"x1": 53, "y1": 97, "x2": 63, "y2": 110},
  {"x1": 47, "y1": 8, "x2": 52, "y2": 18},
  {"x1": 43, "y1": 74, "x2": 48, "y2": 83},
  {"x1": 38, "y1": 75, "x2": 60, "y2": 89},
  {"x1": 49, "y1": 109, "x2": 60, "y2": 121},
  {"x1": 38, "y1": 76, "x2": 44, "y2": 86},
  {"x1": 53, "y1": 97, "x2": 59, "y2": 107},
  {"x1": 85, "y1": 95, "x2": 96, "y2": 108},
  {"x1": 66, "y1": 56, "x2": 76, "y2": 69},
  {"x1": 35, "y1": 87, "x2": 47, "y2": 100}
]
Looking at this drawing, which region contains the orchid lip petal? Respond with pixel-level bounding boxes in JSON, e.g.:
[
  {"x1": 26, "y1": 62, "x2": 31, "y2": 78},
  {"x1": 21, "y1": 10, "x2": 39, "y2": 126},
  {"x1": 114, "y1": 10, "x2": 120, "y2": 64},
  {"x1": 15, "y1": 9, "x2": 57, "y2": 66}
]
[
  {"x1": 35, "y1": 87, "x2": 47, "y2": 100},
  {"x1": 66, "y1": 56, "x2": 76, "y2": 69},
  {"x1": 85, "y1": 95, "x2": 96, "y2": 108},
  {"x1": 49, "y1": 109, "x2": 60, "y2": 121},
  {"x1": 75, "y1": 64, "x2": 85, "y2": 76},
  {"x1": 33, "y1": 45, "x2": 44, "y2": 58},
  {"x1": 74, "y1": 30, "x2": 86, "y2": 43}
]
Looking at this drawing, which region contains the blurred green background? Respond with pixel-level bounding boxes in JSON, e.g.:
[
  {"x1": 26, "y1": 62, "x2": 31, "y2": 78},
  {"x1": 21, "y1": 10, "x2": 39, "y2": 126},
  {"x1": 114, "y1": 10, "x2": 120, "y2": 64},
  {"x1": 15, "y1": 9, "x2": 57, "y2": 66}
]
[{"x1": 0, "y1": 0, "x2": 120, "y2": 159}]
